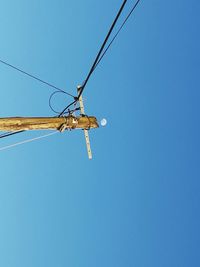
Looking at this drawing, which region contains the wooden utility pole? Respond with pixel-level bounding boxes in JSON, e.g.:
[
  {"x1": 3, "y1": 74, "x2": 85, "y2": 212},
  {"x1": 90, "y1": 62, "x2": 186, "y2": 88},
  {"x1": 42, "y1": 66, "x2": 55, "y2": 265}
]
[{"x1": 0, "y1": 116, "x2": 98, "y2": 131}]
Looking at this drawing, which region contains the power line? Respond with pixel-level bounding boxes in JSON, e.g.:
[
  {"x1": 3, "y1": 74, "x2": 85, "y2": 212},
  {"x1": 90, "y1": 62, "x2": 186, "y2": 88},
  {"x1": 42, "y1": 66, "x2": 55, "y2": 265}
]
[
  {"x1": 0, "y1": 130, "x2": 25, "y2": 139},
  {"x1": 59, "y1": 0, "x2": 128, "y2": 116},
  {"x1": 59, "y1": 0, "x2": 141, "y2": 116},
  {"x1": 77, "y1": 0, "x2": 128, "y2": 99},
  {"x1": 0, "y1": 59, "x2": 75, "y2": 98},
  {"x1": 94, "y1": 0, "x2": 141, "y2": 71}
]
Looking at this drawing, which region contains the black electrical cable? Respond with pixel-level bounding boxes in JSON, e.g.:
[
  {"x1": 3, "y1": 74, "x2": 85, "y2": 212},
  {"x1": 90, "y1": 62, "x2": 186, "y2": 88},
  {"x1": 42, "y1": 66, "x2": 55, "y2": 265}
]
[
  {"x1": 58, "y1": 99, "x2": 77, "y2": 117},
  {"x1": 49, "y1": 90, "x2": 80, "y2": 114},
  {"x1": 59, "y1": 0, "x2": 128, "y2": 116},
  {"x1": 49, "y1": 91, "x2": 69, "y2": 114},
  {"x1": 93, "y1": 0, "x2": 141, "y2": 71},
  {"x1": 0, "y1": 130, "x2": 25, "y2": 139},
  {"x1": 0, "y1": 59, "x2": 75, "y2": 98},
  {"x1": 76, "y1": 0, "x2": 128, "y2": 99},
  {"x1": 59, "y1": 0, "x2": 141, "y2": 117}
]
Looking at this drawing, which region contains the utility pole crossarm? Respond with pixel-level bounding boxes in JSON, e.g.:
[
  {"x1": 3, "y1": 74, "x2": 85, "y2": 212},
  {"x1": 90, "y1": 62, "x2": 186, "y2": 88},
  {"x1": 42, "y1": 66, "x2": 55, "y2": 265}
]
[
  {"x1": 77, "y1": 86, "x2": 93, "y2": 159},
  {"x1": 0, "y1": 116, "x2": 98, "y2": 131}
]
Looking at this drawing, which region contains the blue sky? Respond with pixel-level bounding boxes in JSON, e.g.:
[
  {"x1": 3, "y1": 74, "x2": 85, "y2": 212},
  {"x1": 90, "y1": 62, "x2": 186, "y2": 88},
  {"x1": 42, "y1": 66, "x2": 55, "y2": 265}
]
[{"x1": 0, "y1": 1, "x2": 199, "y2": 266}]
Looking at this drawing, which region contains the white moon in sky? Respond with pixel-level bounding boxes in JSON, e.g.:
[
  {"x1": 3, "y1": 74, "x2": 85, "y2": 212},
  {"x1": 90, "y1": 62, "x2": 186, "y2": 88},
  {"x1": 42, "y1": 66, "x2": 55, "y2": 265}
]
[{"x1": 100, "y1": 118, "x2": 107, "y2": 127}]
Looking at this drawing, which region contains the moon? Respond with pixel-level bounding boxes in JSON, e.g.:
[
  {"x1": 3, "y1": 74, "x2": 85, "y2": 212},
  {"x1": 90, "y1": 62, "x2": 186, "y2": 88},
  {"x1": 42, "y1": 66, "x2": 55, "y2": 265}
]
[{"x1": 100, "y1": 118, "x2": 107, "y2": 127}]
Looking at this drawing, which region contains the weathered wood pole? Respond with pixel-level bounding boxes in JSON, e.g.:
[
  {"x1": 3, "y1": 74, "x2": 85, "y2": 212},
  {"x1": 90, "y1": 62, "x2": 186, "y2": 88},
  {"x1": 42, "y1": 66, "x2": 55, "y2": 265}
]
[{"x1": 0, "y1": 116, "x2": 98, "y2": 131}]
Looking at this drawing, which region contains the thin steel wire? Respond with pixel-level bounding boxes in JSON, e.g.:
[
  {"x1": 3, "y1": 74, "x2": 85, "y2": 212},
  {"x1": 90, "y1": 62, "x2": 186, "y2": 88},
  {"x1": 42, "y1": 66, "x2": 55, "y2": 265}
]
[
  {"x1": 0, "y1": 59, "x2": 75, "y2": 98},
  {"x1": 0, "y1": 131, "x2": 59, "y2": 151}
]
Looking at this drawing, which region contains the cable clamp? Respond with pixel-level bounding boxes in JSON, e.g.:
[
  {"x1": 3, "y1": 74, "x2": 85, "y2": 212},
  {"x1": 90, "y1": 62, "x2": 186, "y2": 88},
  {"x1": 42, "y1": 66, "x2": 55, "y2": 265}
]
[{"x1": 58, "y1": 117, "x2": 68, "y2": 132}]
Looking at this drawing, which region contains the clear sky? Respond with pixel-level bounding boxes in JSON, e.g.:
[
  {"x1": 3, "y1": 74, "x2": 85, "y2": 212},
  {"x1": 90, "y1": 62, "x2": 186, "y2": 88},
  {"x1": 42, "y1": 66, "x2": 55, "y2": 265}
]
[{"x1": 0, "y1": 1, "x2": 199, "y2": 266}]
